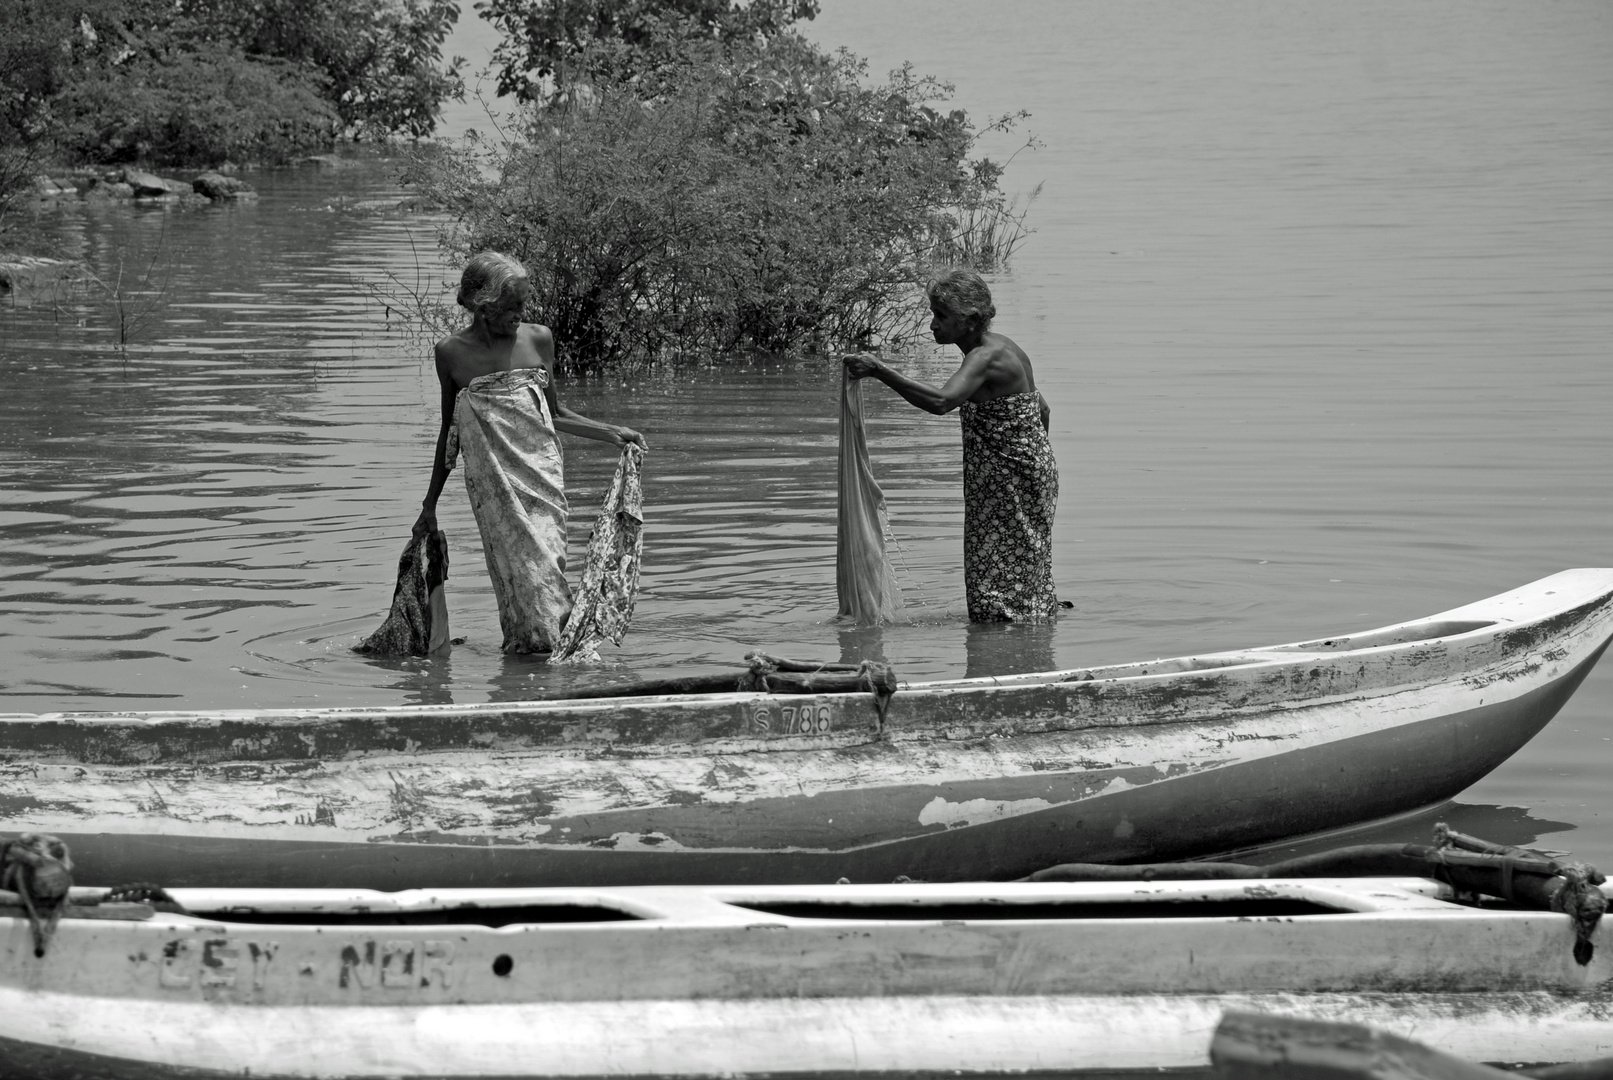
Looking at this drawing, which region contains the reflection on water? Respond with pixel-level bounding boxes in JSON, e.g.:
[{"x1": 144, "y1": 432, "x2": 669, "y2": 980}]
[{"x1": 4, "y1": 1, "x2": 1613, "y2": 866}]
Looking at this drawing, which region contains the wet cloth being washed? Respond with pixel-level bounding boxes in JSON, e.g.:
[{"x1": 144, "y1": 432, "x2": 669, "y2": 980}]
[
  {"x1": 960, "y1": 391, "x2": 1060, "y2": 622},
  {"x1": 553, "y1": 443, "x2": 646, "y2": 662},
  {"x1": 446, "y1": 367, "x2": 571, "y2": 653},
  {"x1": 353, "y1": 528, "x2": 450, "y2": 656},
  {"x1": 836, "y1": 369, "x2": 904, "y2": 626}
]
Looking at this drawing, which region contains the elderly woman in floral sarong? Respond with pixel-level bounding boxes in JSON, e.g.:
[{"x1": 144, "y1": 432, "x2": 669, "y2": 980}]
[
  {"x1": 842, "y1": 269, "x2": 1059, "y2": 622},
  {"x1": 414, "y1": 252, "x2": 645, "y2": 654}
]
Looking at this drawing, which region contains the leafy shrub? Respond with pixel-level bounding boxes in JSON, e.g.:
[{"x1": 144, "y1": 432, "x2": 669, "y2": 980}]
[
  {"x1": 408, "y1": 32, "x2": 1035, "y2": 371},
  {"x1": 0, "y1": 0, "x2": 463, "y2": 167},
  {"x1": 0, "y1": 146, "x2": 39, "y2": 230},
  {"x1": 50, "y1": 51, "x2": 340, "y2": 166},
  {"x1": 183, "y1": 0, "x2": 466, "y2": 139},
  {"x1": 476, "y1": 0, "x2": 819, "y2": 103}
]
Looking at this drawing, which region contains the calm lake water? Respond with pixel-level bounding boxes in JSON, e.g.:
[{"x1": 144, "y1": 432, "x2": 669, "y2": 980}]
[{"x1": 3, "y1": 1, "x2": 1611, "y2": 863}]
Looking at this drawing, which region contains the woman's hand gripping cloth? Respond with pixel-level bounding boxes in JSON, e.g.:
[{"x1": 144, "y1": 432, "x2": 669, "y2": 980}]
[
  {"x1": 354, "y1": 528, "x2": 451, "y2": 656},
  {"x1": 553, "y1": 443, "x2": 646, "y2": 663},
  {"x1": 450, "y1": 368, "x2": 572, "y2": 654},
  {"x1": 836, "y1": 369, "x2": 905, "y2": 625},
  {"x1": 959, "y1": 392, "x2": 1060, "y2": 622}
]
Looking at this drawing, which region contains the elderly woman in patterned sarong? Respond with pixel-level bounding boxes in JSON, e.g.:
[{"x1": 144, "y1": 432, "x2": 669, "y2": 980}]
[
  {"x1": 842, "y1": 269, "x2": 1059, "y2": 622},
  {"x1": 414, "y1": 252, "x2": 646, "y2": 654}
]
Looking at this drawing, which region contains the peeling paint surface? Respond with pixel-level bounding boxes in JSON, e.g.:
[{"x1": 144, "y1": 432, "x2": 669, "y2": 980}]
[
  {"x1": 0, "y1": 571, "x2": 1610, "y2": 885},
  {"x1": 0, "y1": 876, "x2": 1610, "y2": 1075},
  {"x1": 917, "y1": 796, "x2": 1055, "y2": 829}
]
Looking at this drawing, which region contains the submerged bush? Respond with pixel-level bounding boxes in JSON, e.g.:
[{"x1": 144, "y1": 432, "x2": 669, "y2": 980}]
[{"x1": 409, "y1": 31, "x2": 1035, "y2": 370}]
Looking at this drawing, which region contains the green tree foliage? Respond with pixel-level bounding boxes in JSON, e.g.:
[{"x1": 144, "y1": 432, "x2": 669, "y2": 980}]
[
  {"x1": 408, "y1": 31, "x2": 1035, "y2": 370},
  {"x1": 0, "y1": 0, "x2": 464, "y2": 169},
  {"x1": 183, "y1": 0, "x2": 467, "y2": 139},
  {"x1": 476, "y1": 0, "x2": 820, "y2": 102},
  {"x1": 50, "y1": 51, "x2": 341, "y2": 166},
  {"x1": 0, "y1": 145, "x2": 38, "y2": 229}
]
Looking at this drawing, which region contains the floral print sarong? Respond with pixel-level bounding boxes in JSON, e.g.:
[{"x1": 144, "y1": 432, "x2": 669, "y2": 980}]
[
  {"x1": 959, "y1": 392, "x2": 1059, "y2": 622},
  {"x1": 447, "y1": 367, "x2": 571, "y2": 654},
  {"x1": 553, "y1": 444, "x2": 645, "y2": 663}
]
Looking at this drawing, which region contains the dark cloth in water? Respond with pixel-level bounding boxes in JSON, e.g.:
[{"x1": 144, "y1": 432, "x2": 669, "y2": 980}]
[
  {"x1": 836, "y1": 370, "x2": 904, "y2": 626},
  {"x1": 960, "y1": 391, "x2": 1059, "y2": 622},
  {"x1": 354, "y1": 528, "x2": 450, "y2": 655},
  {"x1": 553, "y1": 443, "x2": 646, "y2": 662}
]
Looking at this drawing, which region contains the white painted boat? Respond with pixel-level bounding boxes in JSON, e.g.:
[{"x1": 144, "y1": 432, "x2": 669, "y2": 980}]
[
  {"x1": 1, "y1": 875, "x2": 1609, "y2": 1077},
  {"x1": 2, "y1": 569, "x2": 1613, "y2": 889}
]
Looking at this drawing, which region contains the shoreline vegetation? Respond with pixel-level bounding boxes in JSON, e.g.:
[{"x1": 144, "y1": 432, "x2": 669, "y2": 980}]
[
  {"x1": 4, "y1": 0, "x2": 1039, "y2": 370},
  {"x1": 0, "y1": 0, "x2": 465, "y2": 229}
]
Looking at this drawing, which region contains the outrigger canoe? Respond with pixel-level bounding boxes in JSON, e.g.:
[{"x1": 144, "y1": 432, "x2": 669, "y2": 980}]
[
  {"x1": 0, "y1": 871, "x2": 1609, "y2": 1077},
  {"x1": 2, "y1": 569, "x2": 1612, "y2": 889}
]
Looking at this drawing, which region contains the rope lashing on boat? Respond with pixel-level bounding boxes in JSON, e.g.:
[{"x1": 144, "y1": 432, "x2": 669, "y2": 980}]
[
  {"x1": 738, "y1": 652, "x2": 900, "y2": 727},
  {"x1": 1553, "y1": 864, "x2": 1607, "y2": 967},
  {"x1": 524, "y1": 651, "x2": 901, "y2": 728},
  {"x1": 1, "y1": 833, "x2": 73, "y2": 957},
  {"x1": 1431, "y1": 821, "x2": 1607, "y2": 964},
  {"x1": 1023, "y1": 824, "x2": 1607, "y2": 965}
]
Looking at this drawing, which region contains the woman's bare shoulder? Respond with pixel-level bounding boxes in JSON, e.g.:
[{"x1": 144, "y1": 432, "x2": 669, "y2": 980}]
[
  {"x1": 983, "y1": 330, "x2": 1029, "y2": 359},
  {"x1": 972, "y1": 332, "x2": 1034, "y2": 394},
  {"x1": 965, "y1": 334, "x2": 1025, "y2": 370},
  {"x1": 515, "y1": 322, "x2": 556, "y2": 366},
  {"x1": 434, "y1": 328, "x2": 474, "y2": 359},
  {"x1": 433, "y1": 330, "x2": 488, "y2": 390}
]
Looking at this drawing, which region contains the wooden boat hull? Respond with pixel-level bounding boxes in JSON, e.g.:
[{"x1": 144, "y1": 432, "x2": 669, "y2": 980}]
[
  {"x1": 0, "y1": 877, "x2": 1608, "y2": 1078},
  {"x1": 3, "y1": 569, "x2": 1613, "y2": 889}
]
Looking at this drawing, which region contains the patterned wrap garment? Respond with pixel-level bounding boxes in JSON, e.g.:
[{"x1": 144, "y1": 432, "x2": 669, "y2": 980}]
[
  {"x1": 445, "y1": 367, "x2": 572, "y2": 653},
  {"x1": 552, "y1": 443, "x2": 646, "y2": 663},
  {"x1": 959, "y1": 391, "x2": 1060, "y2": 622}
]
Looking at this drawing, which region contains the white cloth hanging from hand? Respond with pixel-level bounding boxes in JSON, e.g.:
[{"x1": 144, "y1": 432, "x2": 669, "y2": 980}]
[{"x1": 836, "y1": 369, "x2": 904, "y2": 626}]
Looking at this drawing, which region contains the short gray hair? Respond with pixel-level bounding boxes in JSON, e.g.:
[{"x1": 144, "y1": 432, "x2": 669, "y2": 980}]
[
  {"x1": 457, "y1": 251, "x2": 529, "y2": 311},
  {"x1": 927, "y1": 268, "x2": 995, "y2": 329}
]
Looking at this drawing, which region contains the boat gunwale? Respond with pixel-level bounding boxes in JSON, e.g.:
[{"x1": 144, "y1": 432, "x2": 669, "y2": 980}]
[{"x1": 0, "y1": 569, "x2": 1609, "y2": 731}]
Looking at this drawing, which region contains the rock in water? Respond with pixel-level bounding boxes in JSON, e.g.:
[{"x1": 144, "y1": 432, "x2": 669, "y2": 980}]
[
  {"x1": 192, "y1": 172, "x2": 257, "y2": 201},
  {"x1": 354, "y1": 529, "x2": 450, "y2": 656},
  {"x1": 123, "y1": 169, "x2": 176, "y2": 197}
]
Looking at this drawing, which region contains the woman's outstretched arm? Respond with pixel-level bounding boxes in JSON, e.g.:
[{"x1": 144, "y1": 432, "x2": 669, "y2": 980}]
[
  {"x1": 531, "y1": 327, "x2": 646, "y2": 447},
  {"x1": 543, "y1": 376, "x2": 645, "y2": 447},
  {"x1": 551, "y1": 402, "x2": 647, "y2": 447},
  {"x1": 842, "y1": 351, "x2": 991, "y2": 415},
  {"x1": 413, "y1": 348, "x2": 457, "y2": 535}
]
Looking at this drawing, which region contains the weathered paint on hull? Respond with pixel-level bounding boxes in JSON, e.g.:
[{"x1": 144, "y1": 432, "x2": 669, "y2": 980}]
[
  {"x1": 0, "y1": 877, "x2": 1608, "y2": 1078},
  {"x1": 3, "y1": 570, "x2": 1612, "y2": 889},
  {"x1": 24, "y1": 646, "x2": 1606, "y2": 889}
]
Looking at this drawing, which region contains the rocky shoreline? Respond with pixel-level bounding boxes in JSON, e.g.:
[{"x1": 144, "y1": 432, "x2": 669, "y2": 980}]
[
  {"x1": 29, "y1": 164, "x2": 259, "y2": 205},
  {"x1": 0, "y1": 254, "x2": 81, "y2": 296},
  {"x1": 0, "y1": 156, "x2": 430, "y2": 296},
  {"x1": 2, "y1": 166, "x2": 262, "y2": 295}
]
